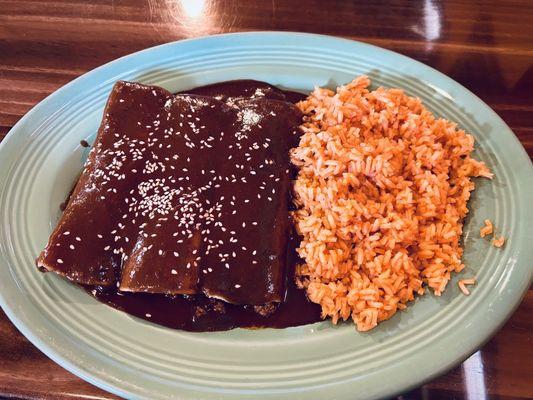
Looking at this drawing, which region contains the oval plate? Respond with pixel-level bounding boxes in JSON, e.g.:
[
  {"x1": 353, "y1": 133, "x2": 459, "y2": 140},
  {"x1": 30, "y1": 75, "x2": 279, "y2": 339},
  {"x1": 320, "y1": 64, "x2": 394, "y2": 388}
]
[{"x1": 0, "y1": 32, "x2": 532, "y2": 400}]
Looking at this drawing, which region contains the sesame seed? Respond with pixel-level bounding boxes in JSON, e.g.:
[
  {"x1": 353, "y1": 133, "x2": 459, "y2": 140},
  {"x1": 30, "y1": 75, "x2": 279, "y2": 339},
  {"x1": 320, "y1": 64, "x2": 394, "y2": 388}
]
[
  {"x1": 57, "y1": 258, "x2": 64, "y2": 264},
  {"x1": 171, "y1": 269, "x2": 177, "y2": 275},
  {"x1": 234, "y1": 284, "x2": 241, "y2": 288}
]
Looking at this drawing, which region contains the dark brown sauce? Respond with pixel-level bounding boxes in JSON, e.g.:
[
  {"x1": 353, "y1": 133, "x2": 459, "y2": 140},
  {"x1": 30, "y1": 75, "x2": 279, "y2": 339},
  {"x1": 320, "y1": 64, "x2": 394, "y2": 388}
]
[
  {"x1": 86, "y1": 234, "x2": 321, "y2": 331},
  {"x1": 82, "y1": 81, "x2": 322, "y2": 331}
]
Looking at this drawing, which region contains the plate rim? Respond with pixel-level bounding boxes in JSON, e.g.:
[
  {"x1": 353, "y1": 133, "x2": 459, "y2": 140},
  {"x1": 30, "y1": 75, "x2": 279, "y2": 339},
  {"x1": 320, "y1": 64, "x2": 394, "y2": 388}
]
[{"x1": 0, "y1": 31, "x2": 532, "y2": 400}]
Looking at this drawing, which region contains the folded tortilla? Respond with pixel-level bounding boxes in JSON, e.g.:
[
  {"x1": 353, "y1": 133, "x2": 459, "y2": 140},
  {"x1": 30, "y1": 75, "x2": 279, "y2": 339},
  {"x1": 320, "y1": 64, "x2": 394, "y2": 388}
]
[{"x1": 37, "y1": 80, "x2": 301, "y2": 304}]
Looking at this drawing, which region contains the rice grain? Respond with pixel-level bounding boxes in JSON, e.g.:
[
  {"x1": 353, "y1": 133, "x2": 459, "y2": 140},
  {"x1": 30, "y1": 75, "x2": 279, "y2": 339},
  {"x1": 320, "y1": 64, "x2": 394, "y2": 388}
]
[{"x1": 291, "y1": 76, "x2": 492, "y2": 331}]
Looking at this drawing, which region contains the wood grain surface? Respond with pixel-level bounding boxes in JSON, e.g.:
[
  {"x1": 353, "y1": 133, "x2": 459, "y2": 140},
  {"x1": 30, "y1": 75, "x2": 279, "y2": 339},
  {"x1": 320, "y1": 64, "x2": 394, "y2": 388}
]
[{"x1": 0, "y1": 1, "x2": 532, "y2": 399}]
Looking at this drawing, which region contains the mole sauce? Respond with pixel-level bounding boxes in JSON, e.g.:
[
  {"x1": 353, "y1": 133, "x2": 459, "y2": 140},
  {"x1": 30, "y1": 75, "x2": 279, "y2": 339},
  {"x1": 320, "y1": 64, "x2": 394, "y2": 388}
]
[{"x1": 61, "y1": 80, "x2": 321, "y2": 331}]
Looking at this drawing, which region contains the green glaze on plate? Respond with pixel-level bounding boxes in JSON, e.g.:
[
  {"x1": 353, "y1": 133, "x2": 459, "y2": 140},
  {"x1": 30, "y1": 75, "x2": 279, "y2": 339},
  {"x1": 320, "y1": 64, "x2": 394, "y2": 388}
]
[{"x1": 0, "y1": 32, "x2": 532, "y2": 400}]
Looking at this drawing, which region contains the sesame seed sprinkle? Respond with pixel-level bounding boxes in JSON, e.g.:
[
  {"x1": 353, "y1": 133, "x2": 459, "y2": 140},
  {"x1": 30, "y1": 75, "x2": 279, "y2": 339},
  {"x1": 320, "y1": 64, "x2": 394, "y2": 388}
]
[{"x1": 48, "y1": 84, "x2": 299, "y2": 299}]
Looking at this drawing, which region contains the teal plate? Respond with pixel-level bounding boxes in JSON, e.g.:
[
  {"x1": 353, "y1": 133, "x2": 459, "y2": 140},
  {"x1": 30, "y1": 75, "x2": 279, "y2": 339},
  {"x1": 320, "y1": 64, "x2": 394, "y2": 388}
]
[{"x1": 0, "y1": 32, "x2": 532, "y2": 400}]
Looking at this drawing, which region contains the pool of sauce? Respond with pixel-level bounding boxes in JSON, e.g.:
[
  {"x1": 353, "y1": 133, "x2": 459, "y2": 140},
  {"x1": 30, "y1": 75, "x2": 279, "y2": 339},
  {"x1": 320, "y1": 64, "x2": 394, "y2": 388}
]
[
  {"x1": 83, "y1": 81, "x2": 322, "y2": 331},
  {"x1": 86, "y1": 234, "x2": 321, "y2": 331}
]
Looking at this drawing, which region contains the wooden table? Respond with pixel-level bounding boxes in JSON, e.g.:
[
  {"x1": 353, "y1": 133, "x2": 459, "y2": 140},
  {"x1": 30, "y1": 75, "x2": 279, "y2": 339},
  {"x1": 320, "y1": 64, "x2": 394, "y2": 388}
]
[{"x1": 1, "y1": 1, "x2": 532, "y2": 399}]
